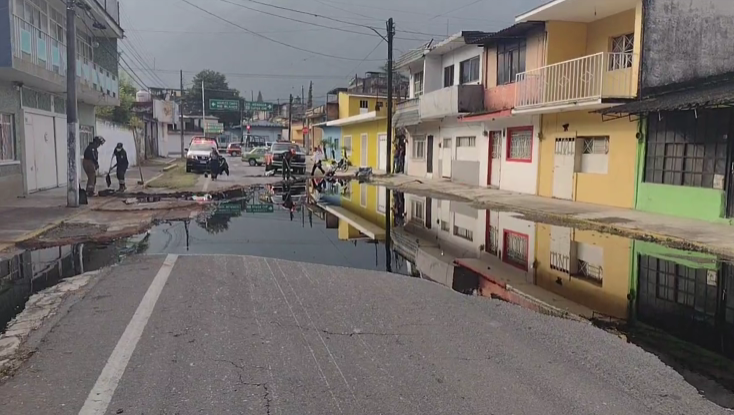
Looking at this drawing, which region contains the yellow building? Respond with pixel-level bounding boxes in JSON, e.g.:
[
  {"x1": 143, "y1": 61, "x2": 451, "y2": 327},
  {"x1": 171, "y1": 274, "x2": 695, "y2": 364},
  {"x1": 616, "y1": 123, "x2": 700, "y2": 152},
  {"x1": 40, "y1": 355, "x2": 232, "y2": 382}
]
[
  {"x1": 534, "y1": 224, "x2": 632, "y2": 319},
  {"x1": 318, "y1": 181, "x2": 388, "y2": 241},
  {"x1": 514, "y1": 0, "x2": 643, "y2": 208},
  {"x1": 326, "y1": 92, "x2": 391, "y2": 171}
]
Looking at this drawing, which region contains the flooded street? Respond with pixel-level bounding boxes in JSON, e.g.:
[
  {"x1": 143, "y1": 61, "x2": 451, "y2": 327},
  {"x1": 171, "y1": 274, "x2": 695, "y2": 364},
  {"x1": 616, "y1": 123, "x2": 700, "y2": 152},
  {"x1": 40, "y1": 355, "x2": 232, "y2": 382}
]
[{"x1": 1, "y1": 179, "x2": 733, "y2": 413}]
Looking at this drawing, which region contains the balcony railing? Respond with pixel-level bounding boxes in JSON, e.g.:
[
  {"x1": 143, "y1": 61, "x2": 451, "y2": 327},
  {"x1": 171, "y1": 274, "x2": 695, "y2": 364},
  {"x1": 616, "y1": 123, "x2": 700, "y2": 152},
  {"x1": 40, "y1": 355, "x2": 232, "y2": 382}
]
[
  {"x1": 13, "y1": 15, "x2": 118, "y2": 100},
  {"x1": 515, "y1": 52, "x2": 636, "y2": 110},
  {"x1": 419, "y1": 84, "x2": 484, "y2": 120},
  {"x1": 485, "y1": 83, "x2": 515, "y2": 113}
]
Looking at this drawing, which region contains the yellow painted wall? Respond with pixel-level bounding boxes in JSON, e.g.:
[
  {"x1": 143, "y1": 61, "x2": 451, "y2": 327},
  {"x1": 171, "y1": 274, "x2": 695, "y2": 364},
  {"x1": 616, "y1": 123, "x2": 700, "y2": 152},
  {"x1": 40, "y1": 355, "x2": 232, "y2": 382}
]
[
  {"x1": 535, "y1": 224, "x2": 632, "y2": 319},
  {"x1": 585, "y1": 10, "x2": 636, "y2": 56},
  {"x1": 339, "y1": 119, "x2": 387, "y2": 169},
  {"x1": 338, "y1": 220, "x2": 362, "y2": 240},
  {"x1": 545, "y1": 21, "x2": 587, "y2": 65},
  {"x1": 340, "y1": 181, "x2": 387, "y2": 228},
  {"x1": 631, "y1": 0, "x2": 643, "y2": 95},
  {"x1": 337, "y1": 92, "x2": 389, "y2": 119},
  {"x1": 538, "y1": 111, "x2": 637, "y2": 208},
  {"x1": 290, "y1": 121, "x2": 304, "y2": 146}
]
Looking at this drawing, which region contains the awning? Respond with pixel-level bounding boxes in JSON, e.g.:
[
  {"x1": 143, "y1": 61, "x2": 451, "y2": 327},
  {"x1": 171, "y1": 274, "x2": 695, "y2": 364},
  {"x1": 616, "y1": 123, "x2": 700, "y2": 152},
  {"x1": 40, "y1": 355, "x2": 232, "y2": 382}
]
[
  {"x1": 393, "y1": 108, "x2": 420, "y2": 128},
  {"x1": 598, "y1": 81, "x2": 734, "y2": 116}
]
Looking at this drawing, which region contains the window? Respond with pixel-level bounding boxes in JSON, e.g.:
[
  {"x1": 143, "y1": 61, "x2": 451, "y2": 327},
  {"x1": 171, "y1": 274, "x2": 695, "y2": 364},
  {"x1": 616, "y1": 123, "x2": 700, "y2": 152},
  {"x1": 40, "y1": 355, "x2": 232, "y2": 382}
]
[
  {"x1": 497, "y1": 40, "x2": 526, "y2": 85},
  {"x1": 453, "y1": 225, "x2": 474, "y2": 241},
  {"x1": 411, "y1": 199, "x2": 425, "y2": 221},
  {"x1": 610, "y1": 33, "x2": 634, "y2": 70},
  {"x1": 360, "y1": 183, "x2": 367, "y2": 207},
  {"x1": 49, "y1": 6, "x2": 65, "y2": 42},
  {"x1": 644, "y1": 109, "x2": 729, "y2": 189},
  {"x1": 0, "y1": 114, "x2": 15, "y2": 161},
  {"x1": 503, "y1": 231, "x2": 529, "y2": 271},
  {"x1": 507, "y1": 127, "x2": 532, "y2": 162},
  {"x1": 79, "y1": 125, "x2": 94, "y2": 155},
  {"x1": 459, "y1": 56, "x2": 480, "y2": 84},
  {"x1": 413, "y1": 71, "x2": 423, "y2": 97},
  {"x1": 442, "y1": 137, "x2": 451, "y2": 148},
  {"x1": 412, "y1": 136, "x2": 426, "y2": 159},
  {"x1": 456, "y1": 136, "x2": 475, "y2": 147},
  {"x1": 441, "y1": 220, "x2": 450, "y2": 232},
  {"x1": 359, "y1": 100, "x2": 369, "y2": 109},
  {"x1": 76, "y1": 30, "x2": 92, "y2": 62},
  {"x1": 639, "y1": 255, "x2": 718, "y2": 314},
  {"x1": 443, "y1": 65, "x2": 454, "y2": 87},
  {"x1": 343, "y1": 136, "x2": 352, "y2": 158},
  {"x1": 490, "y1": 131, "x2": 501, "y2": 159},
  {"x1": 579, "y1": 136, "x2": 609, "y2": 174}
]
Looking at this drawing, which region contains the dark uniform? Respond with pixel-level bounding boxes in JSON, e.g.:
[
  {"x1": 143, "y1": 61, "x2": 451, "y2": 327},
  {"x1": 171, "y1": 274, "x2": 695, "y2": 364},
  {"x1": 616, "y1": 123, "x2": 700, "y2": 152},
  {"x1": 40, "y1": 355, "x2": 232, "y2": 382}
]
[
  {"x1": 83, "y1": 137, "x2": 103, "y2": 195},
  {"x1": 113, "y1": 143, "x2": 129, "y2": 191},
  {"x1": 209, "y1": 150, "x2": 221, "y2": 180},
  {"x1": 282, "y1": 148, "x2": 295, "y2": 180}
]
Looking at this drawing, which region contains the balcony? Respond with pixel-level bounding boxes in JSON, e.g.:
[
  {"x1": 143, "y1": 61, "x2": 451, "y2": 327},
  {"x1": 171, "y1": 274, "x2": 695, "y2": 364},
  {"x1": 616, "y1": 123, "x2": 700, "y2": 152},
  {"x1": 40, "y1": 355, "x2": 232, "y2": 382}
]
[
  {"x1": 485, "y1": 83, "x2": 516, "y2": 113},
  {"x1": 514, "y1": 52, "x2": 636, "y2": 113},
  {"x1": 393, "y1": 97, "x2": 420, "y2": 128},
  {"x1": 419, "y1": 85, "x2": 484, "y2": 120},
  {"x1": 11, "y1": 16, "x2": 119, "y2": 106}
]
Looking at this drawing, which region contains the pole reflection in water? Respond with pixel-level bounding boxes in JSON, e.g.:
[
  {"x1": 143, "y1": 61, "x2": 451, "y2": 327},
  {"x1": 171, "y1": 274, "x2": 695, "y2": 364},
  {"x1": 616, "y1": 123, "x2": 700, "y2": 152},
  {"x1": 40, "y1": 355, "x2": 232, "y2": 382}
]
[{"x1": 384, "y1": 184, "x2": 392, "y2": 273}]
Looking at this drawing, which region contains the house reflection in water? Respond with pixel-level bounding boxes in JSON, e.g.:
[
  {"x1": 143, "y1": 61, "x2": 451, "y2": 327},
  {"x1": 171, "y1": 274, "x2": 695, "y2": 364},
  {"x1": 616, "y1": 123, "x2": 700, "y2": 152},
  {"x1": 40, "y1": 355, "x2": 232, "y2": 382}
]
[{"x1": 316, "y1": 181, "x2": 388, "y2": 242}]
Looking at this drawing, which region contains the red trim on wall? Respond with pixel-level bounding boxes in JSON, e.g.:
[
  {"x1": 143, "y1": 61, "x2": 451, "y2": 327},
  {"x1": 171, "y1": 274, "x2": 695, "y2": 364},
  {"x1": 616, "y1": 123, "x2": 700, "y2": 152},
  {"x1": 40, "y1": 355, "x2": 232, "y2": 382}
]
[
  {"x1": 502, "y1": 229, "x2": 529, "y2": 271},
  {"x1": 506, "y1": 126, "x2": 533, "y2": 163}
]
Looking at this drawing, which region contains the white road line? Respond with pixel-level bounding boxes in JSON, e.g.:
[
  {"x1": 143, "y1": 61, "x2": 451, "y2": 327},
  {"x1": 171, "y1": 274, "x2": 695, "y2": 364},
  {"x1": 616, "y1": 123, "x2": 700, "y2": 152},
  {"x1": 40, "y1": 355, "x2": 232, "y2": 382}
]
[{"x1": 78, "y1": 254, "x2": 178, "y2": 415}]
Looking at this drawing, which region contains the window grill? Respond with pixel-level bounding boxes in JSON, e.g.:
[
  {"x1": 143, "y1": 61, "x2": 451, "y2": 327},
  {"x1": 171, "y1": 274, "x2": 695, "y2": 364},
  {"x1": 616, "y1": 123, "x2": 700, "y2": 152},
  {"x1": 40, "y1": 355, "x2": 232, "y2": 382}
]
[
  {"x1": 583, "y1": 137, "x2": 609, "y2": 154},
  {"x1": 504, "y1": 231, "x2": 528, "y2": 270},
  {"x1": 0, "y1": 114, "x2": 16, "y2": 161},
  {"x1": 490, "y1": 131, "x2": 501, "y2": 159},
  {"x1": 508, "y1": 128, "x2": 532, "y2": 161},
  {"x1": 440, "y1": 220, "x2": 450, "y2": 232},
  {"x1": 486, "y1": 225, "x2": 499, "y2": 255},
  {"x1": 550, "y1": 252, "x2": 570, "y2": 274},
  {"x1": 610, "y1": 34, "x2": 634, "y2": 70},
  {"x1": 554, "y1": 137, "x2": 575, "y2": 155},
  {"x1": 577, "y1": 259, "x2": 603, "y2": 283},
  {"x1": 453, "y1": 225, "x2": 473, "y2": 241}
]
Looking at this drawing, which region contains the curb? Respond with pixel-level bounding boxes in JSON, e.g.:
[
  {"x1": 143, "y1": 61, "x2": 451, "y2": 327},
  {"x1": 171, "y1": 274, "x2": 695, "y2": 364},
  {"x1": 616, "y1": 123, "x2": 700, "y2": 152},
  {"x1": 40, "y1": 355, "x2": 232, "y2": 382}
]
[{"x1": 162, "y1": 163, "x2": 178, "y2": 172}]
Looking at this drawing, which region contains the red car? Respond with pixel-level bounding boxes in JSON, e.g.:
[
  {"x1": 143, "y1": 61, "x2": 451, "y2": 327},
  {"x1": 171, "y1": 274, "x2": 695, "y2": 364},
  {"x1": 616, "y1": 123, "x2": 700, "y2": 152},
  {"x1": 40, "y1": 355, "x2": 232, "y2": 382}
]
[{"x1": 226, "y1": 143, "x2": 242, "y2": 157}]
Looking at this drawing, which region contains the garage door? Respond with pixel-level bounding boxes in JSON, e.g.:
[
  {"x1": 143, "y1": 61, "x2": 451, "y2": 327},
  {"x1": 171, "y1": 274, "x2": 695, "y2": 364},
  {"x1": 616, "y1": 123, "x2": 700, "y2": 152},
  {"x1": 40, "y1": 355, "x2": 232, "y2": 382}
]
[{"x1": 24, "y1": 112, "x2": 59, "y2": 192}]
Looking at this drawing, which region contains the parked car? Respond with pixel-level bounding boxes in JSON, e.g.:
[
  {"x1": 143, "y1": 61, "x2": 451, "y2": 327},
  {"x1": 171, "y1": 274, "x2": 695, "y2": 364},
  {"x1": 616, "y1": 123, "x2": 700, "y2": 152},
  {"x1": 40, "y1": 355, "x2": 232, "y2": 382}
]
[
  {"x1": 243, "y1": 147, "x2": 267, "y2": 166},
  {"x1": 185, "y1": 139, "x2": 218, "y2": 173},
  {"x1": 265, "y1": 142, "x2": 307, "y2": 174},
  {"x1": 226, "y1": 143, "x2": 243, "y2": 157}
]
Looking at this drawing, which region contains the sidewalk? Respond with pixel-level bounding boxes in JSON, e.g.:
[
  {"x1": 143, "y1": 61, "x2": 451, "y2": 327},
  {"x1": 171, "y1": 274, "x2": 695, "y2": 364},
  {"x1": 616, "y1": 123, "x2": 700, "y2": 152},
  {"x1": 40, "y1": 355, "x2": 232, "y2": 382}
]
[
  {"x1": 372, "y1": 174, "x2": 734, "y2": 259},
  {"x1": 0, "y1": 160, "x2": 171, "y2": 253}
]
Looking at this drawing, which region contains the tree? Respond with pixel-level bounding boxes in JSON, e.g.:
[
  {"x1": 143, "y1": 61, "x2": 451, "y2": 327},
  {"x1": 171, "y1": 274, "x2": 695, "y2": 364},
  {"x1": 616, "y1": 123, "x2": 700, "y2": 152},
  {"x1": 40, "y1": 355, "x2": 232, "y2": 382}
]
[
  {"x1": 96, "y1": 76, "x2": 137, "y2": 125},
  {"x1": 307, "y1": 81, "x2": 313, "y2": 108},
  {"x1": 183, "y1": 70, "x2": 241, "y2": 126},
  {"x1": 256, "y1": 91, "x2": 263, "y2": 102}
]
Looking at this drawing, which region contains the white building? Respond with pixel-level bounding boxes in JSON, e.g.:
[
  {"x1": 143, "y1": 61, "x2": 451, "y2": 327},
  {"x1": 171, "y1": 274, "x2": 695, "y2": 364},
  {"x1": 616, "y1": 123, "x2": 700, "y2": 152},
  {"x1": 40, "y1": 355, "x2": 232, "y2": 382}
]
[{"x1": 394, "y1": 32, "x2": 488, "y2": 186}]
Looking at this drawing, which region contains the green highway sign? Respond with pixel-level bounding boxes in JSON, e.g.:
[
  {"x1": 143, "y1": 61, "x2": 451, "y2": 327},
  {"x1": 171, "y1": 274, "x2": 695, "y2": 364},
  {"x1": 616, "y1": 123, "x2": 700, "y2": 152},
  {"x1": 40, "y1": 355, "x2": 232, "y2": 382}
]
[
  {"x1": 244, "y1": 102, "x2": 273, "y2": 112},
  {"x1": 209, "y1": 99, "x2": 240, "y2": 111},
  {"x1": 204, "y1": 122, "x2": 224, "y2": 133},
  {"x1": 246, "y1": 203, "x2": 274, "y2": 213},
  {"x1": 217, "y1": 203, "x2": 242, "y2": 214}
]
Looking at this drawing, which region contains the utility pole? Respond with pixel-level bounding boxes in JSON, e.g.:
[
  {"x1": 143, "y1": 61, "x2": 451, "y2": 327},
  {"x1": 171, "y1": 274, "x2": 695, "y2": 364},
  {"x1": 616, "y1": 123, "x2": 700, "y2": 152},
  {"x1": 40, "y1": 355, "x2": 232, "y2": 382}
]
[
  {"x1": 239, "y1": 97, "x2": 244, "y2": 142},
  {"x1": 66, "y1": 1, "x2": 79, "y2": 207},
  {"x1": 288, "y1": 94, "x2": 293, "y2": 143},
  {"x1": 384, "y1": 17, "x2": 395, "y2": 273},
  {"x1": 179, "y1": 70, "x2": 184, "y2": 157}
]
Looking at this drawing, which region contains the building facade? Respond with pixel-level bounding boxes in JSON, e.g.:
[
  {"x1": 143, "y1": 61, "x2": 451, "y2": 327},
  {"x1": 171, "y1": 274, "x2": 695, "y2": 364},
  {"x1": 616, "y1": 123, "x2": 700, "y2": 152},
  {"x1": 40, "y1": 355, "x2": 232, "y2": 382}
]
[{"x1": 0, "y1": 0, "x2": 123, "y2": 197}]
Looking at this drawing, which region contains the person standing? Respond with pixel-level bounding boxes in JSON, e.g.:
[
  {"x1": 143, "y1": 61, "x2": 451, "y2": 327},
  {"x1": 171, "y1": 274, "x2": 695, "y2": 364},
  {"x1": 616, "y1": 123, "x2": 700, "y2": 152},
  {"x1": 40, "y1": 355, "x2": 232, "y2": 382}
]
[
  {"x1": 282, "y1": 147, "x2": 295, "y2": 180},
  {"x1": 112, "y1": 143, "x2": 129, "y2": 192},
  {"x1": 209, "y1": 149, "x2": 221, "y2": 180},
  {"x1": 311, "y1": 146, "x2": 325, "y2": 176},
  {"x1": 83, "y1": 136, "x2": 104, "y2": 196}
]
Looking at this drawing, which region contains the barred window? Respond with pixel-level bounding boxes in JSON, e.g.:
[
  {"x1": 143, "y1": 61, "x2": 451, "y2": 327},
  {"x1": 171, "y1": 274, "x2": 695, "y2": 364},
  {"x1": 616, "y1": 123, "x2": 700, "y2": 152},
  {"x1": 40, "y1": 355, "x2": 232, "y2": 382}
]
[
  {"x1": 583, "y1": 137, "x2": 608, "y2": 154},
  {"x1": 79, "y1": 125, "x2": 94, "y2": 153},
  {"x1": 550, "y1": 251, "x2": 570, "y2": 274},
  {"x1": 579, "y1": 136, "x2": 609, "y2": 174},
  {"x1": 0, "y1": 114, "x2": 16, "y2": 161},
  {"x1": 456, "y1": 136, "x2": 475, "y2": 147},
  {"x1": 453, "y1": 225, "x2": 473, "y2": 241},
  {"x1": 503, "y1": 231, "x2": 528, "y2": 271},
  {"x1": 507, "y1": 127, "x2": 532, "y2": 161},
  {"x1": 644, "y1": 110, "x2": 728, "y2": 189},
  {"x1": 412, "y1": 136, "x2": 426, "y2": 159},
  {"x1": 577, "y1": 259, "x2": 603, "y2": 283},
  {"x1": 609, "y1": 34, "x2": 634, "y2": 70}
]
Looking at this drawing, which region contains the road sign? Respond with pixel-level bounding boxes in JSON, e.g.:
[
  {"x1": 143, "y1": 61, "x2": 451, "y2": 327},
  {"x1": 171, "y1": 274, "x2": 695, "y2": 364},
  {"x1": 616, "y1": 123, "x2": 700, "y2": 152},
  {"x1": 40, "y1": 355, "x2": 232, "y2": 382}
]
[
  {"x1": 204, "y1": 122, "x2": 224, "y2": 133},
  {"x1": 209, "y1": 99, "x2": 240, "y2": 111},
  {"x1": 245, "y1": 203, "x2": 274, "y2": 213},
  {"x1": 244, "y1": 102, "x2": 273, "y2": 112}
]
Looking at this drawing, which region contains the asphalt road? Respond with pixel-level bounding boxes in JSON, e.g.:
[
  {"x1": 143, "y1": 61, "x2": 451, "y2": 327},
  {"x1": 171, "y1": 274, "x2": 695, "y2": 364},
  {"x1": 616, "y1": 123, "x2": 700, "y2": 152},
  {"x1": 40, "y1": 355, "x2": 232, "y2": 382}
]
[
  {"x1": 0, "y1": 254, "x2": 727, "y2": 415},
  {"x1": 196, "y1": 154, "x2": 281, "y2": 192}
]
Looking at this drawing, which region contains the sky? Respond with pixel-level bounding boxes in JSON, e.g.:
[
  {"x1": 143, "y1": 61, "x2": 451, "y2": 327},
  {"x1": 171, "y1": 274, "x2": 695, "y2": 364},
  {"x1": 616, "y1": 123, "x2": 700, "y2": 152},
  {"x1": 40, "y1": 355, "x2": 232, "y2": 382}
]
[{"x1": 119, "y1": 0, "x2": 547, "y2": 104}]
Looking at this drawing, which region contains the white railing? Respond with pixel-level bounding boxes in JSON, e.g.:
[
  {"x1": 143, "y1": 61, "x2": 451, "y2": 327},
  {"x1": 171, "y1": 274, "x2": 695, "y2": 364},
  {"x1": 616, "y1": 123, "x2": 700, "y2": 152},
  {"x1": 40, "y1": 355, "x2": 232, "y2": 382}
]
[
  {"x1": 515, "y1": 52, "x2": 636, "y2": 109},
  {"x1": 13, "y1": 15, "x2": 119, "y2": 100}
]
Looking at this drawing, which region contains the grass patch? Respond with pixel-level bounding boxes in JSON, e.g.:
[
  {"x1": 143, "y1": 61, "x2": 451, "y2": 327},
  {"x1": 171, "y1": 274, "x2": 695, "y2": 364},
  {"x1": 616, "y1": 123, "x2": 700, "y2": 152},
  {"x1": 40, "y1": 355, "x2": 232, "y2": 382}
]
[{"x1": 146, "y1": 162, "x2": 198, "y2": 189}]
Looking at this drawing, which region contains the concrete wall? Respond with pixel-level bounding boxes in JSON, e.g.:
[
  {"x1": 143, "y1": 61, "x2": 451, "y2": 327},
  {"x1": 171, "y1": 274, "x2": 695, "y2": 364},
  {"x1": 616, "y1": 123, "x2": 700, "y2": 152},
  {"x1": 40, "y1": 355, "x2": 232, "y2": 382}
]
[
  {"x1": 423, "y1": 56, "x2": 442, "y2": 94},
  {"x1": 642, "y1": 0, "x2": 734, "y2": 92},
  {"x1": 538, "y1": 111, "x2": 638, "y2": 208},
  {"x1": 482, "y1": 115, "x2": 541, "y2": 194},
  {"x1": 441, "y1": 45, "x2": 482, "y2": 86},
  {"x1": 430, "y1": 119, "x2": 486, "y2": 186},
  {"x1": 535, "y1": 224, "x2": 632, "y2": 319},
  {"x1": 95, "y1": 120, "x2": 138, "y2": 174},
  {"x1": 486, "y1": 211, "x2": 536, "y2": 273}
]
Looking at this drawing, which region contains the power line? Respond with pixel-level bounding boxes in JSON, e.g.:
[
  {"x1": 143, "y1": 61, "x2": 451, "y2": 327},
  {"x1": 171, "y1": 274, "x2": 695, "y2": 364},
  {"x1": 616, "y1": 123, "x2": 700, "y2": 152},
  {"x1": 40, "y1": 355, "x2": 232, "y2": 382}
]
[
  {"x1": 130, "y1": 68, "x2": 353, "y2": 79},
  {"x1": 128, "y1": 26, "x2": 356, "y2": 35},
  {"x1": 310, "y1": 0, "x2": 506, "y2": 23},
  {"x1": 178, "y1": 0, "x2": 384, "y2": 61},
  {"x1": 118, "y1": 6, "x2": 169, "y2": 87}
]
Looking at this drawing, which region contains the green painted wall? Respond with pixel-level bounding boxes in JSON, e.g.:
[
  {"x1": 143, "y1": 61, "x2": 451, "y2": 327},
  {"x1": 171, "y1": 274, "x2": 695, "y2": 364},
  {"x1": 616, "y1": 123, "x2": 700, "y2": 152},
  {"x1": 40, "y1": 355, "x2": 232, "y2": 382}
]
[
  {"x1": 634, "y1": 118, "x2": 731, "y2": 223},
  {"x1": 629, "y1": 240, "x2": 719, "y2": 321}
]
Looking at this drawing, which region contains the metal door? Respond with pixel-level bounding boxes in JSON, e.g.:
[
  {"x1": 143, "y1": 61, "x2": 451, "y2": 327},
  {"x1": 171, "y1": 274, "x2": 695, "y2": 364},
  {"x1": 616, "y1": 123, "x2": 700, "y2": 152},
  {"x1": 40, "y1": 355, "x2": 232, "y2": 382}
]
[
  {"x1": 378, "y1": 134, "x2": 387, "y2": 171},
  {"x1": 24, "y1": 113, "x2": 37, "y2": 192},
  {"x1": 488, "y1": 131, "x2": 501, "y2": 187},
  {"x1": 360, "y1": 134, "x2": 368, "y2": 167},
  {"x1": 426, "y1": 135, "x2": 434, "y2": 173},
  {"x1": 441, "y1": 137, "x2": 452, "y2": 178},
  {"x1": 425, "y1": 197, "x2": 432, "y2": 229},
  {"x1": 552, "y1": 137, "x2": 575, "y2": 200}
]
